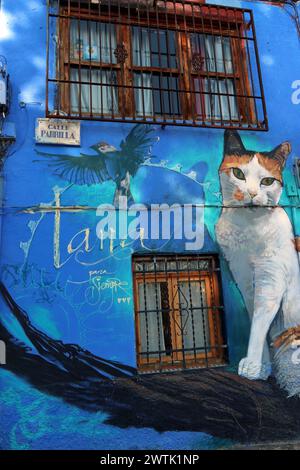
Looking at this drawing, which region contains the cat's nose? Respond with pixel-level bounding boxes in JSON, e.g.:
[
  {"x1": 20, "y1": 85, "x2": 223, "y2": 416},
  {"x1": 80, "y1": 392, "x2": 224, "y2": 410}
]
[{"x1": 248, "y1": 190, "x2": 258, "y2": 199}]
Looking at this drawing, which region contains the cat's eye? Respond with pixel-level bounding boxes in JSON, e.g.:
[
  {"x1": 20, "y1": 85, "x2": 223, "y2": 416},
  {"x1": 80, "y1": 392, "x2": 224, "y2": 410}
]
[
  {"x1": 261, "y1": 177, "x2": 275, "y2": 186},
  {"x1": 232, "y1": 168, "x2": 246, "y2": 181}
]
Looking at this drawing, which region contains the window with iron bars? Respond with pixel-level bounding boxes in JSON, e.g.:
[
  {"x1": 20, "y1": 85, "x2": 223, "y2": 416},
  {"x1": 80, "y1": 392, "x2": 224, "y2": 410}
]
[
  {"x1": 47, "y1": 0, "x2": 268, "y2": 130},
  {"x1": 133, "y1": 255, "x2": 227, "y2": 373}
]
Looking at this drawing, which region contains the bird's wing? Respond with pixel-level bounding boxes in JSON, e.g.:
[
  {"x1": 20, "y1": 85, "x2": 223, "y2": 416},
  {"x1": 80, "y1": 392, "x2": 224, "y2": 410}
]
[
  {"x1": 35, "y1": 150, "x2": 111, "y2": 186},
  {"x1": 119, "y1": 124, "x2": 159, "y2": 176}
]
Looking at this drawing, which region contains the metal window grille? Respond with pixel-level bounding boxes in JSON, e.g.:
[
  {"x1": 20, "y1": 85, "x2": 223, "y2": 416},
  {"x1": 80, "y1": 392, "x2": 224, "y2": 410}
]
[
  {"x1": 133, "y1": 254, "x2": 227, "y2": 373},
  {"x1": 47, "y1": 0, "x2": 268, "y2": 130}
]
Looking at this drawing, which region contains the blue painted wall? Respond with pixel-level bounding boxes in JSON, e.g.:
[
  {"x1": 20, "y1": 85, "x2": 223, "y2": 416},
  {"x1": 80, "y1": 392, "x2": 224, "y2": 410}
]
[{"x1": 0, "y1": 0, "x2": 299, "y2": 373}]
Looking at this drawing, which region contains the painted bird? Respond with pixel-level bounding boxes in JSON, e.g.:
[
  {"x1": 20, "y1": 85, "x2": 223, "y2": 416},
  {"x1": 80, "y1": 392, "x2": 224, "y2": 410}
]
[{"x1": 35, "y1": 124, "x2": 159, "y2": 207}]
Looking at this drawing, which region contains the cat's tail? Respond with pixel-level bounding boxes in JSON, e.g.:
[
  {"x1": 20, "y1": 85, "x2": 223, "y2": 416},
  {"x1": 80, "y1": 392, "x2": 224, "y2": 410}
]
[{"x1": 272, "y1": 327, "x2": 300, "y2": 397}]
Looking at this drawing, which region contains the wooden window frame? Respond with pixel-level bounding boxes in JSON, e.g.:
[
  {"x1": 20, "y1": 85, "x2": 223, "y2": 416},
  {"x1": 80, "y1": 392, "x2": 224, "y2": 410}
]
[
  {"x1": 49, "y1": 1, "x2": 267, "y2": 130},
  {"x1": 133, "y1": 256, "x2": 226, "y2": 373}
]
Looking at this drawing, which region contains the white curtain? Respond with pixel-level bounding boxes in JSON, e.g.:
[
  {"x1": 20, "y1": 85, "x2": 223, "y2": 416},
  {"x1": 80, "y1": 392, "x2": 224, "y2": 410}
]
[
  {"x1": 70, "y1": 69, "x2": 118, "y2": 115},
  {"x1": 132, "y1": 27, "x2": 152, "y2": 67},
  {"x1": 178, "y1": 281, "x2": 210, "y2": 353},
  {"x1": 203, "y1": 35, "x2": 233, "y2": 74},
  {"x1": 70, "y1": 20, "x2": 118, "y2": 114},
  {"x1": 132, "y1": 27, "x2": 153, "y2": 116},
  {"x1": 138, "y1": 283, "x2": 166, "y2": 357},
  {"x1": 193, "y1": 34, "x2": 238, "y2": 121},
  {"x1": 70, "y1": 19, "x2": 117, "y2": 63},
  {"x1": 204, "y1": 78, "x2": 238, "y2": 121}
]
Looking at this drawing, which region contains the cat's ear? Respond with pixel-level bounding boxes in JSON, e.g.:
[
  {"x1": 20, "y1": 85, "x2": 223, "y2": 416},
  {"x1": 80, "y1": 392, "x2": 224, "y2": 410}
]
[
  {"x1": 224, "y1": 130, "x2": 246, "y2": 156},
  {"x1": 269, "y1": 142, "x2": 291, "y2": 167}
]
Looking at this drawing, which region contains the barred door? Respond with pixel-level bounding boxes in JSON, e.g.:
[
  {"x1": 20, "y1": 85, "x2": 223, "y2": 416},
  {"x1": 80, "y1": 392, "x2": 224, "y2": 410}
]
[{"x1": 133, "y1": 255, "x2": 227, "y2": 373}]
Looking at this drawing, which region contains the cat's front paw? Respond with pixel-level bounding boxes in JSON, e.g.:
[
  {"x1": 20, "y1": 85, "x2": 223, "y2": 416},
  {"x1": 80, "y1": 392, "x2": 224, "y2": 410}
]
[{"x1": 238, "y1": 357, "x2": 271, "y2": 381}]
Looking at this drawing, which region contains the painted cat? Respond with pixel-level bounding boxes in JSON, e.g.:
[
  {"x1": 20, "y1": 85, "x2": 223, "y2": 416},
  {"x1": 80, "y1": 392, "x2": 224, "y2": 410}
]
[{"x1": 216, "y1": 130, "x2": 300, "y2": 396}]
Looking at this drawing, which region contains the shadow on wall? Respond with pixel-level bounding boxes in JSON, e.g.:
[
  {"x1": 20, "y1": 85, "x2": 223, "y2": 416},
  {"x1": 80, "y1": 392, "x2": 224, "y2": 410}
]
[{"x1": 1, "y1": 283, "x2": 300, "y2": 444}]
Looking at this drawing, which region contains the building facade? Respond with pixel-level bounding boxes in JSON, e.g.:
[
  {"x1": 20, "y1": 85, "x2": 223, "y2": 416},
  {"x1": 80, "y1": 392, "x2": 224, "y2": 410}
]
[{"x1": 0, "y1": 0, "x2": 300, "y2": 381}]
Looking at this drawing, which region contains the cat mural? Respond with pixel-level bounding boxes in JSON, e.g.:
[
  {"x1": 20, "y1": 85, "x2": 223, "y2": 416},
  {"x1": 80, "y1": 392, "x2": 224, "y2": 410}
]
[{"x1": 216, "y1": 130, "x2": 300, "y2": 397}]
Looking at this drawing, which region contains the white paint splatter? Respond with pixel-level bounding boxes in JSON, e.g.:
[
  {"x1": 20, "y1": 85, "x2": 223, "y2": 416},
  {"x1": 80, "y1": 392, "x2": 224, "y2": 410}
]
[
  {"x1": 0, "y1": 10, "x2": 15, "y2": 40},
  {"x1": 19, "y1": 76, "x2": 45, "y2": 105},
  {"x1": 32, "y1": 56, "x2": 46, "y2": 71},
  {"x1": 26, "y1": 0, "x2": 44, "y2": 10},
  {"x1": 256, "y1": 2, "x2": 273, "y2": 18},
  {"x1": 261, "y1": 55, "x2": 275, "y2": 67}
]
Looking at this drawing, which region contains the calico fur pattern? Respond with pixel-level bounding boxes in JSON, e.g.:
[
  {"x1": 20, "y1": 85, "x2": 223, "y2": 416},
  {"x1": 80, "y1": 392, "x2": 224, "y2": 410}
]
[{"x1": 216, "y1": 130, "x2": 300, "y2": 396}]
